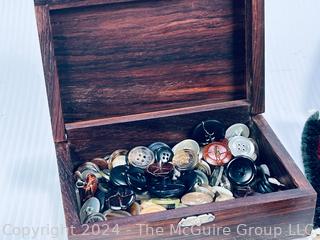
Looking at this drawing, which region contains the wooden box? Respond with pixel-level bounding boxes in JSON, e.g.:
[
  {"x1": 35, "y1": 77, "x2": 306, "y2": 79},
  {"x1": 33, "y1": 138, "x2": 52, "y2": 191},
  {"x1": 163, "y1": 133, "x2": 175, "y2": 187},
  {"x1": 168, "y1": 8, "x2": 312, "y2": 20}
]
[{"x1": 34, "y1": 0, "x2": 316, "y2": 239}]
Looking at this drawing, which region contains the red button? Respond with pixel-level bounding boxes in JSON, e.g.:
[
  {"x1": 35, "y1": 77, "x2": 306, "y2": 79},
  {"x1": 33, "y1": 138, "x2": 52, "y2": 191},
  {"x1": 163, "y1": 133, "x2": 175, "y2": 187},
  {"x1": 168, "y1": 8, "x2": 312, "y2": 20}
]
[{"x1": 203, "y1": 142, "x2": 232, "y2": 166}]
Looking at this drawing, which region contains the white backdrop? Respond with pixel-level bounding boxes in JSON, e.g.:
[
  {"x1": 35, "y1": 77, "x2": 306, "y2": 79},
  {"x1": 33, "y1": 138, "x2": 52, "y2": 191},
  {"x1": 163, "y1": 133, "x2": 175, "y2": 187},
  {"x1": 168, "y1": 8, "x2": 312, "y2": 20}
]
[{"x1": 0, "y1": 1, "x2": 319, "y2": 239}]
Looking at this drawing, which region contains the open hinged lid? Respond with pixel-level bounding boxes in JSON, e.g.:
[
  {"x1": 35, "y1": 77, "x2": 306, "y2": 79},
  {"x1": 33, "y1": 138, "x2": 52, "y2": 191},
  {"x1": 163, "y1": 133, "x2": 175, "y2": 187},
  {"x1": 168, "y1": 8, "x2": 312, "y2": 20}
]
[{"x1": 35, "y1": 0, "x2": 264, "y2": 143}]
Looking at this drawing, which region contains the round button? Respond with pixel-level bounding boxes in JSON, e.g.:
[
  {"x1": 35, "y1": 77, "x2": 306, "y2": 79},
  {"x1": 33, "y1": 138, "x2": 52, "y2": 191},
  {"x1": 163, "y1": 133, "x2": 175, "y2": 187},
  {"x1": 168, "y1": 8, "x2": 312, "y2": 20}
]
[
  {"x1": 172, "y1": 149, "x2": 199, "y2": 170},
  {"x1": 181, "y1": 192, "x2": 213, "y2": 206},
  {"x1": 211, "y1": 186, "x2": 234, "y2": 202},
  {"x1": 194, "y1": 170, "x2": 209, "y2": 186},
  {"x1": 140, "y1": 204, "x2": 166, "y2": 215},
  {"x1": 196, "y1": 160, "x2": 212, "y2": 176},
  {"x1": 149, "y1": 183, "x2": 186, "y2": 198},
  {"x1": 226, "y1": 156, "x2": 257, "y2": 186},
  {"x1": 228, "y1": 136, "x2": 256, "y2": 160},
  {"x1": 172, "y1": 139, "x2": 200, "y2": 155},
  {"x1": 203, "y1": 142, "x2": 232, "y2": 166},
  {"x1": 80, "y1": 197, "x2": 100, "y2": 224},
  {"x1": 128, "y1": 146, "x2": 155, "y2": 169},
  {"x1": 110, "y1": 165, "x2": 129, "y2": 186},
  {"x1": 90, "y1": 158, "x2": 109, "y2": 170},
  {"x1": 105, "y1": 187, "x2": 136, "y2": 211},
  {"x1": 109, "y1": 149, "x2": 128, "y2": 169},
  {"x1": 148, "y1": 142, "x2": 170, "y2": 153},
  {"x1": 192, "y1": 120, "x2": 225, "y2": 145},
  {"x1": 225, "y1": 123, "x2": 250, "y2": 139},
  {"x1": 147, "y1": 162, "x2": 174, "y2": 178},
  {"x1": 103, "y1": 209, "x2": 132, "y2": 220},
  {"x1": 154, "y1": 146, "x2": 174, "y2": 163},
  {"x1": 83, "y1": 212, "x2": 106, "y2": 224},
  {"x1": 126, "y1": 166, "x2": 148, "y2": 192}
]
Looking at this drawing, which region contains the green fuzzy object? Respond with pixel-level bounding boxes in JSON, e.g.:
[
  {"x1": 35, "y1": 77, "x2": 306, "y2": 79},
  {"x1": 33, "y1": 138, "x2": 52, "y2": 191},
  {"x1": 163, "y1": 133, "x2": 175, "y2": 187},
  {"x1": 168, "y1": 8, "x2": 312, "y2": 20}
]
[{"x1": 302, "y1": 111, "x2": 320, "y2": 228}]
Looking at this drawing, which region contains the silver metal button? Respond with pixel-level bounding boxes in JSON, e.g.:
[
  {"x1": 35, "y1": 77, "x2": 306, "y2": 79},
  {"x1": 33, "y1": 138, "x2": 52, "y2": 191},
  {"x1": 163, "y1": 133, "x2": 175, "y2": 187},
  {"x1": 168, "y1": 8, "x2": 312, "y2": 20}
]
[{"x1": 80, "y1": 197, "x2": 100, "y2": 224}]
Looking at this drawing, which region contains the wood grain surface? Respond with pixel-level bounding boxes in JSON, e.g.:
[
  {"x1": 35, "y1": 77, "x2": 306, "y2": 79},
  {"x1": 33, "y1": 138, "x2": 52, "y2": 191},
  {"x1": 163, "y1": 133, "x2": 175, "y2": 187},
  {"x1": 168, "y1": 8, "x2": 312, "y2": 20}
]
[{"x1": 49, "y1": 0, "x2": 247, "y2": 122}]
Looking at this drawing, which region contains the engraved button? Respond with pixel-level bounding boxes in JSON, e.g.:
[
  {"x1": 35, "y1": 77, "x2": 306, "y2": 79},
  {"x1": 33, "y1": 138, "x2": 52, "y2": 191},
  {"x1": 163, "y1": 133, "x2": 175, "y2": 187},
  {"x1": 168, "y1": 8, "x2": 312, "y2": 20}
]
[
  {"x1": 192, "y1": 120, "x2": 225, "y2": 145},
  {"x1": 228, "y1": 136, "x2": 256, "y2": 160},
  {"x1": 128, "y1": 146, "x2": 155, "y2": 169},
  {"x1": 203, "y1": 142, "x2": 232, "y2": 166},
  {"x1": 225, "y1": 123, "x2": 250, "y2": 139}
]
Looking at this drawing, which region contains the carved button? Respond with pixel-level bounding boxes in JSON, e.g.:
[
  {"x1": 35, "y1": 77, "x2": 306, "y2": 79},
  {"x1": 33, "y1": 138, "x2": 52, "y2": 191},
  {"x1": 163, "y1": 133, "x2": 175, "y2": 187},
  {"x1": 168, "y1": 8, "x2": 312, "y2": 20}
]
[
  {"x1": 128, "y1": 146, "x2": 155, "y2": 169},
  {"x1": 192, "y1": 120, "x2": 225, "y2": 145},
  {"x1": 172, "y1": 149, "x2": 199, "y2": 171},
  {"x1": 147, "y1": 162, "x2": 174, "y2": 178},
  {"x1": 225, "y1": 123, "x2": 250, "y2": 139},
  {"x1": 172, "y1": 139, "x2": 200, "y2": 156},
  {"x1": 203, "y1": 142, "x2": 232, "y2": 166},
  {"x1": 228, "y1": 136, "x2": 256, "y2": 160},
  {"x1": 181, "y1": 192, "x2": 213, "y2": 206},
  {"x1": 226, "y1": 156, "x2": 257, "y2": 186}
]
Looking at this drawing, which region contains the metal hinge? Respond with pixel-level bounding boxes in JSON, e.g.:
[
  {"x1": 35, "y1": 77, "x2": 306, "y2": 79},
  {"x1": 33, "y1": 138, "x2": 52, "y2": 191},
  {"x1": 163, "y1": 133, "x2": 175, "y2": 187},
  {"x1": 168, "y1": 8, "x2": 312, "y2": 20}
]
[{"x1": 178, "y1": 214, "x2": 215, "y2": 227}]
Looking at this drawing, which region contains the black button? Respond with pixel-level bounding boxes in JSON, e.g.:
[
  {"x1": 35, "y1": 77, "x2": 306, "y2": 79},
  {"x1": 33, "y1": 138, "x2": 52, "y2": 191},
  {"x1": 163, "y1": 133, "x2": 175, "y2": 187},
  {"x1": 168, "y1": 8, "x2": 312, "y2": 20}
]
[
  {"x1": 192, "y1": 120, "x2": 225, "y2": 145},
  {"x1": 177, "y1": 170, "x2": 197, "y2": 193},
  {"x1": 149, "y1": 183, "x2": 186, "y2": 198},
  {"x1": 148, "y1": 142, "x2": 170, "y2": 153},
  {"x1": 110, "y1": 165, "x2": 130, "y2": 187},
  {"x1": 105, "y1": 187, "x2": 135, "y2": 211},
  {"x1": 126, "y1": 166, "x2": 148, "y2": 192},
  {"x1": 154, "y1": 146, "x2": 174, "y2": 163},
  {"x1": 226, "y1": 156, "x2": 257, "y2": 186}
]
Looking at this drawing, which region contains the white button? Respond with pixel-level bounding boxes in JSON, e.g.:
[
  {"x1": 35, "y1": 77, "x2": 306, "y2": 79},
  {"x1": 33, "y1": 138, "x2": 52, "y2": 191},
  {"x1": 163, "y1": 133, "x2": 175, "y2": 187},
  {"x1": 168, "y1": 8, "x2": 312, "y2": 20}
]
[
  {"x1": 228, "y1": 136, "x2": 256, "y2": 160},
  {"x1": 225, "y1": 124, "x2": 250, "y2": 139},
  {"x1": 172, "y1": 139, "x2": 200, "y2": 155}
]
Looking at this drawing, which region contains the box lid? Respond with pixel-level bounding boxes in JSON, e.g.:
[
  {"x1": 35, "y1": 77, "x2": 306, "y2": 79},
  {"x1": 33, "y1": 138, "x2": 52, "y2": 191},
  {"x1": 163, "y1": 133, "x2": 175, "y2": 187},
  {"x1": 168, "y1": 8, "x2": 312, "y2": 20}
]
[{"x1": 35, "y1": 0, "x2": 264, "y2": 142}]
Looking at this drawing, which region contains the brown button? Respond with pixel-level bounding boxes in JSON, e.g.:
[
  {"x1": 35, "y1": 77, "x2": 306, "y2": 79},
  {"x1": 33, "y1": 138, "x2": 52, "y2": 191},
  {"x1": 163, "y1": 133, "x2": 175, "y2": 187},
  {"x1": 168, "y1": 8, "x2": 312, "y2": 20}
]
[
  {"x1": 181, "y1": 192, "x2": 213, "y2": 206},
  {"x1": 172, "y1": 149, "x2": 198, "y2": 170},
  {"x1": 203, "y1": 142, "x2": 232, "y2": 166}
]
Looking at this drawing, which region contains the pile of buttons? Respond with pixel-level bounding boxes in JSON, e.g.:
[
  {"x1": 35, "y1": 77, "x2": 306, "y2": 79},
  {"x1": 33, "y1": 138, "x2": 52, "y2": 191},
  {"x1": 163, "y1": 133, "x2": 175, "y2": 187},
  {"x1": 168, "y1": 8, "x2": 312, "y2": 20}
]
[{"x1": 74, "y1": 120, "x2": 287, "y2": 224}]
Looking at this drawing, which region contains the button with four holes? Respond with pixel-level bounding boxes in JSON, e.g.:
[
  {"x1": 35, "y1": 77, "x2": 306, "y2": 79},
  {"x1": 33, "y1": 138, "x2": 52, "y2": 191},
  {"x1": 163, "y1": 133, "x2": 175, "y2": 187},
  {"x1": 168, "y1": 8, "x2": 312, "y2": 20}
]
[
  {"x1": 128, "y1": 146, "x2": 155, "y2": 169},
  {"x1": 228, "y1": 136, "x2": 257, "y2": 160}
]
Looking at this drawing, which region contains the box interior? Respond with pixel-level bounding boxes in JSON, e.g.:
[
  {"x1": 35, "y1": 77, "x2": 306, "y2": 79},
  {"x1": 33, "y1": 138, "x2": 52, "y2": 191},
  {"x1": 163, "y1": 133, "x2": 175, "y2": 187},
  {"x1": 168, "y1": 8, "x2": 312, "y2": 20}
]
[
  {"x1": 49, "y1": 0, "x2": 247, "y2": 123},
  {"x1": 60, "y1": 104, "x2": 298, "y2": 228}
]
